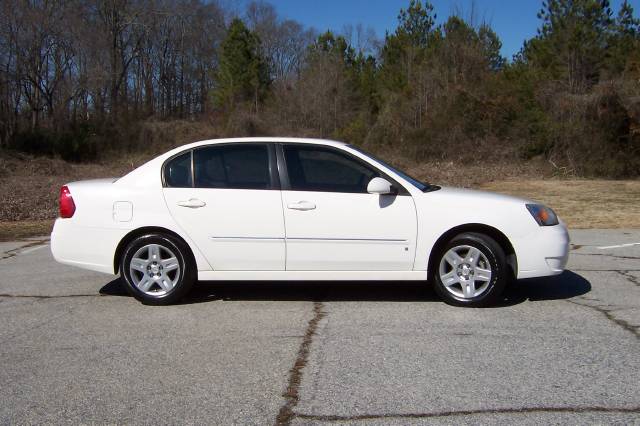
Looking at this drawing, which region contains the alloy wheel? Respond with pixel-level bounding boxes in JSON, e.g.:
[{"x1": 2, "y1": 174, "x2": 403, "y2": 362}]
[
  {"x1": 438, "y1": 245, "x2": 493, "y2": 299},
  {"x1": 129, "y1": 243, "x2": 181, "y2": 296}
]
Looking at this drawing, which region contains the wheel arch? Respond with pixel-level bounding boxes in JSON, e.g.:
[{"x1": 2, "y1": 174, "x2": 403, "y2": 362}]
[
  {"x1": 427, "y1": 223, "x2": 517, "y2": 280},
  {"x1": 113, "y1": 226, "x2": 197, "y2": 274}
]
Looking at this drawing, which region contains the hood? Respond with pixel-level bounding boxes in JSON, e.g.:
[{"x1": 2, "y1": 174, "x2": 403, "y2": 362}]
[
  {"x1": 423, "y1": 186, "x2": 534, "y2": 206},
  {"x1": 412, "y1": 185, "x2": 539, "y2": 230}
]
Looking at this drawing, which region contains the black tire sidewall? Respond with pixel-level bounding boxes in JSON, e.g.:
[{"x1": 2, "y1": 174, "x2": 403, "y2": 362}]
[
  {"x1": 120, "y1": 234, "x2": 194, "y2": 305},
  {"x1": 433, "y1": 233, "x2": 507, "y2": 307}
]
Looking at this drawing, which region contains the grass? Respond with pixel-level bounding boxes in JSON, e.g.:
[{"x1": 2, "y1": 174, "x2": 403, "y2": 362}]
[
  {"x1": 1, "y1": 146, "x2": 637, "y2": 241},
  {"x1": 0, "y1": 220, "x2": 53, "y2": 242},
  {"x1": 1, "y1": 179, "x2": 637, "y2": 242},
  {"x1": 480, "y1": 180, "x2": 640, "y2": 229}
]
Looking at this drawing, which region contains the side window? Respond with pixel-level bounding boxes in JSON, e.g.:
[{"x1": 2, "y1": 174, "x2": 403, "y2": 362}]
[
  {"x1": 193, "y1": 144, "x2": 271, "y2": 190},
  {"x1": 283, "y1": 145, "x2": 379, "y2": 193},
  {"x1": 164, "y1": 151, "x2": 193, "y2": 188}
]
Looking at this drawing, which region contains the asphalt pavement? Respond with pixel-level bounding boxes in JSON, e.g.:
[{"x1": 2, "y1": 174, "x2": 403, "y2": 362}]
[{"x1": 0, "y1": 230, "x2": 638, "y2": 425}]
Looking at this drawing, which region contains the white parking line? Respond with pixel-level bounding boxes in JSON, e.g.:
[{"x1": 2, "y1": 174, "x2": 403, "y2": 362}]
[{"x1": 597, "y1": 242, "x2": 640, "y2": 250}]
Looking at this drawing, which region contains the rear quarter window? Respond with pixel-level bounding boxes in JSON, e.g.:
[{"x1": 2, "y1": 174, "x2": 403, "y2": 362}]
[{"x1": 164, "y1": 151, "x2": 193, "y2": 188}]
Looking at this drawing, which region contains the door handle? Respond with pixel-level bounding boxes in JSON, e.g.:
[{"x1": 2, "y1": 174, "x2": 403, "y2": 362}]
[
  {"x1": 287, "y1": 201, "x2": 316, "y2": 211},
  {"x1": 177, "y1": 198, "x2": 206, "y2": 208}
]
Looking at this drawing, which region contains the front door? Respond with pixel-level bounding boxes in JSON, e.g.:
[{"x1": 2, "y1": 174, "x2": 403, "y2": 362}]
[
  {"x1": 280, "y1": 144, "x2": 417, "y2": 271},
  {"x1": 162, "y1": 143, "x2": 285, "y2": 271}
]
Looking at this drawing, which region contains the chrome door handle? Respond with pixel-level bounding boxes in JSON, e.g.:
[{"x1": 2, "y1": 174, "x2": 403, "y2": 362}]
[
  {"x1": 287, "y1": 201, "x2": 316, "y2": 211},
  {"x1": 177, "y1": 198, "x2": 206, "y2": 208}
]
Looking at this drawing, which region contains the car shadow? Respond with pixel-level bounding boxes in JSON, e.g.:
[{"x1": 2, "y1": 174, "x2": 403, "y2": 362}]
[
  {"x1": 99, "y1": 270, "x2": 591, "y2": 307},
  {"x1": 496, "y1": 270, "x2": 592, "y2": 307}
]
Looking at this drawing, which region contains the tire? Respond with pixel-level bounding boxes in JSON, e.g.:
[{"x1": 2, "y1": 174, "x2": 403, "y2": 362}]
[
  {"x1": 432, "y1": 232, "x2": 507, "y2": 307},
  {"x1": 119, "y1": 233, "x2": 196, "y2": 305}
]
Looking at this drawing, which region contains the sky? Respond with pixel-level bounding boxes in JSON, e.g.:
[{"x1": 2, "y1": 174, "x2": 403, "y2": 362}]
[{"x1": 237, "y1": 0, "x2": 637, "y2": 60}]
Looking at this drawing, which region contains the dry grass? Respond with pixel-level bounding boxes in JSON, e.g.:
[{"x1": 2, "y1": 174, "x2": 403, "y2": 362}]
[
  {"x1": 480, "y1": 180, "x2": 640, "y2": 229},
  {"x1": 0, "y1": 151, "x2": 147, "y2": 222},
  {"x1": 3, "y1": 179, "x2": 636, "y2": 242},
  {"x1": 0, "y1": 220, "x2": 53, "y2": 242},
  {"x1": 1, "y1": 148, "x2": 638, "y2": 242}
]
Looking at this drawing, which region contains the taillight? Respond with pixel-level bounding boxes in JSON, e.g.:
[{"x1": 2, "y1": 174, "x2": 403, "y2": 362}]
[{"x1": 59, "y1": 185, "x2": 76, "y2": 218}]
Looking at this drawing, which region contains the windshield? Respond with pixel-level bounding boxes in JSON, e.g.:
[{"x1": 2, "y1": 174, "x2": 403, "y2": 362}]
[{"x1": 347, "y1": 145, "x2": 430, "y2": 192}]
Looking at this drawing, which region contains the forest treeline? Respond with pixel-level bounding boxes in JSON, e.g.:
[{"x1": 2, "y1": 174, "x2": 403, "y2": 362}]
[{"x1": 1, "y1": 0, "x2": 639, "y2": 177}]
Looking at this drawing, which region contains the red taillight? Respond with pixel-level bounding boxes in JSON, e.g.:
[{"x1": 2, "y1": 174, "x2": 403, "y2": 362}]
[{"x1": 59, "y1": 185, "x2": 76, "y2": 218}]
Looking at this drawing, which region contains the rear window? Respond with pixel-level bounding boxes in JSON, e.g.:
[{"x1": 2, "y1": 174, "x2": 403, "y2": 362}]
[{"x1": 193, "y1": 144, "x2": 271, "y2": 190}]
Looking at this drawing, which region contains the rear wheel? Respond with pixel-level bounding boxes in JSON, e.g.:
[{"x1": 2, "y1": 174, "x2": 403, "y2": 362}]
[
  {"x1": 433, "y1": 232, "x2": 507, "y2": 307},
  {"x1": 120, "y1": 233, "x2": 195, "y2": 305}
]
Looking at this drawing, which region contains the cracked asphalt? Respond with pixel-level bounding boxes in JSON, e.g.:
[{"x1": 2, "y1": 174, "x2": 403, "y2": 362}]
[{"x1": 0, "y1": 230, "x2": 639, "y2": 425}]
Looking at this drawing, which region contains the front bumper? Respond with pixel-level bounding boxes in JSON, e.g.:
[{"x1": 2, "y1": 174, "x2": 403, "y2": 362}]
[{"x1": 514, "y1": 223, "x2": 570, "y2": 279}]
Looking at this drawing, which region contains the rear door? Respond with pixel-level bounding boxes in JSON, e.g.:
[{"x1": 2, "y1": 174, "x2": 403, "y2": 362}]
[
  {"x1": 162, "y1": 143, "x2": 285, "y2": 270},
  {"x1": 279, "y1": 144, "x2": 417, "y2": 271}
]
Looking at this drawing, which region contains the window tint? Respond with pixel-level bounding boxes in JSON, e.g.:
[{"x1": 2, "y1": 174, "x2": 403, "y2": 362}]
[
  {"x1": 164, "y1": 151, "x2": 192, "y2": 188},
  {"x1": 284, "y1": 145, "x2": 379, "y2": 193},
  {"x1": 348, "y1": 145, "x2": 429, "y2": 192},
  {"x1": 193, "y1": 144, "x2": 271, "y2": 190}
]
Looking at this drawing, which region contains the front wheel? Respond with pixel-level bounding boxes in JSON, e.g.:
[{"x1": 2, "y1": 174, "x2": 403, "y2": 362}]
[
  {"x1": 120, "y1": 233, "x2": 196, "y2": 305},
  {"x1": 433, "y1": 233, "x2": 507, "y2": 307}
]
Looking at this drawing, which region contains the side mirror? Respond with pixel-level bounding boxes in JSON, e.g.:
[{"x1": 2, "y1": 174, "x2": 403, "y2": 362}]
[{"x1": 367, "y1": 177, "x2": 395, "y2": 195}]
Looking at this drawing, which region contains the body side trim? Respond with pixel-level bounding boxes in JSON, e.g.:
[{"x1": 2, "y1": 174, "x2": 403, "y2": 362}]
[{"x1": 198, "y1": 270, "x2": 426, "y2": 281}]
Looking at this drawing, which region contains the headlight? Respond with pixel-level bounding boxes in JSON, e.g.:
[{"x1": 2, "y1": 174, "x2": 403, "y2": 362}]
[{"x1": 526, "y1": 204, "x2": 559, "y2": 226}]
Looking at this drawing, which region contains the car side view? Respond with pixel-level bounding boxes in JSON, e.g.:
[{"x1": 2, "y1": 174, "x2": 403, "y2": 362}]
[{"x1": 51, "y1": 138, "x2": 569, "y2": 307}]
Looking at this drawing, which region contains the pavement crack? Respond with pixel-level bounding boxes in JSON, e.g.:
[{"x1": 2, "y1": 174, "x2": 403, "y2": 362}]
[
  {"x1": 0, "y1": 293, "x2": 106, "y2": 299},
  {"x1": 566, "y1": 299, "x2": 639, "y2": 339},
  {"x1": 617, "y1": 270, "x2": 640, "y2": 287},
  {"x1": 295, "y1": 406, "x2": 640, "y2": 422},
  {"x1": 1, "y1": 239, "x2": 50, "y2": 260},
  {"x1": 275, "y1": 301, "x2": 326, "y2": 426}
]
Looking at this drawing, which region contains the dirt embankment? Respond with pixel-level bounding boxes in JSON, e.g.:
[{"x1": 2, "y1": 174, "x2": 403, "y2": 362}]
[{"x1": 0, "y1": 150, "x2": 637, "y2": 241}]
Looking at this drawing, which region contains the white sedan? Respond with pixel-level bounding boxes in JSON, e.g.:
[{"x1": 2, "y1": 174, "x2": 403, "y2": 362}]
[{"x1": 51, "y1": 138, "x2": 569, "y2": 306}]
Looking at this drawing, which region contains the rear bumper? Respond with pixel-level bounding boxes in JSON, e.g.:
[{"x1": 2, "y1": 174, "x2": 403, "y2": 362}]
[
  {"x1": 51, "y1": 219, "x2": 126, "y2": 275},
  {"x1": 514, "y1": 223, "x2": 570, "y2": 279}
]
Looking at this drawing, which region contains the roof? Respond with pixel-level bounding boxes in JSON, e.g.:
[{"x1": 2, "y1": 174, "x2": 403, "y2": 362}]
[
  {"x1": 179, "y1": 137, "x2": 346, "y2": 150},
  {"x1": 117, "y1": 137, "x2": 352, "y2": 186}
]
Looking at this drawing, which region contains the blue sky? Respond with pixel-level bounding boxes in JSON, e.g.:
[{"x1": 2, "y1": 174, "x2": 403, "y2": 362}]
[{"x1": 237, "y1": 0, "x2": 637, "y2": 60}]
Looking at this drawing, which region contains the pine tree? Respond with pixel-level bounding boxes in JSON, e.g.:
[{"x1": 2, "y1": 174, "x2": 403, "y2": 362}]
[
  {"x1": 607, "y1": 0, "x2": 640, "y2": 75},
  {"x1": 308, "y1": 31, "x2": 356, "y2": 64},
  {"x1": 524, "y1": 0, "x2": 614, "y2": 92},
  {"x1": 396, "y1": 0, "x2": 436, "y2": 48},
  {"x1": 379, "y1": 0, "x2": 437, "y2": 91},
  {"x1": 214, "y1": 18, "x2": 269, "y2": 113},
  {"x1": 478, "y1": 24, "x2": 505, "y2": 71}
]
